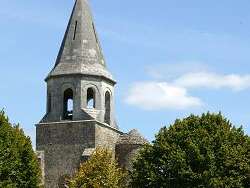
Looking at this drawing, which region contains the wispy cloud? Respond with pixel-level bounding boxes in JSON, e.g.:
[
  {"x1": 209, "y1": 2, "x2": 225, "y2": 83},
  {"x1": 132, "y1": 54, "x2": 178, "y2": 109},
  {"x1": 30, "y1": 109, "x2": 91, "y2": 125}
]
[
  {"x1": 174, "y1": 72, "x2": 250, "y2": 91},
  {"x1": 125, "y1": 82, "x2": 202, "y2": 110},
  {"x1": 125, "y1": 62, "x2": 250, "y2": 111},
  {"x1": 145, "y1": 61, "x2": 210, "y2": 80}
]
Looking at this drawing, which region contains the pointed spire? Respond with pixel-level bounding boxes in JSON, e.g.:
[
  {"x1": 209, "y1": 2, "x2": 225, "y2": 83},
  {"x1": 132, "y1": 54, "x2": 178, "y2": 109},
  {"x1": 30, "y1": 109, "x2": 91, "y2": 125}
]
[{"x1": 47, "y1": 0, "x2": 114, "y2": 82}]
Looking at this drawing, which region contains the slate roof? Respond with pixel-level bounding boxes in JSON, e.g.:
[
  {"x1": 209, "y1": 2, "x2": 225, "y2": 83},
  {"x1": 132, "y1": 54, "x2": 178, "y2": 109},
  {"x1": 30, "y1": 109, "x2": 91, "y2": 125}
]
[
  {"x1": 117, "y1": 129, "x2": 148, "y2": 145},
  {"x1": 46, "y1": 0, "x2": 114, "y2": 81}
]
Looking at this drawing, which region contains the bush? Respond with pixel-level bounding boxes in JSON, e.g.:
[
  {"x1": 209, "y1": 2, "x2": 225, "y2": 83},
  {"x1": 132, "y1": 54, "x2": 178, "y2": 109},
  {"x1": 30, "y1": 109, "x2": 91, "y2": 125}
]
[{"x1": 69, "y1": 147, "x2": 127, "y2": 188}]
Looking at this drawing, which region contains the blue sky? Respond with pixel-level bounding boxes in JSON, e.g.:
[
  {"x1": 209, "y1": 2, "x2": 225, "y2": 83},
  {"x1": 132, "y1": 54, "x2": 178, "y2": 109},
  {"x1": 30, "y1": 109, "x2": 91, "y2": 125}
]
[{"x1": 0, "y1": 0, "x2": 250, "y2": 146}]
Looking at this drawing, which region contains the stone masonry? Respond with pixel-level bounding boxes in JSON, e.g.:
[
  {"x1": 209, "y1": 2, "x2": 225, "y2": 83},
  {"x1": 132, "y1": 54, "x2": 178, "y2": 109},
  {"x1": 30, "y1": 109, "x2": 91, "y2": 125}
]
[{"x1": 36, "y1": 0, "x2": 147, "y2": 187}]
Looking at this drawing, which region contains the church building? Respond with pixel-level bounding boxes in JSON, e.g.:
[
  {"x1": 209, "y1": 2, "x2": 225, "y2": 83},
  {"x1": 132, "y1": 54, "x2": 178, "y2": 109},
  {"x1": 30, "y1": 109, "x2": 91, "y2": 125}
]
[{"x1": 36, "y1": 0, "x2": 147, "y2": 187}]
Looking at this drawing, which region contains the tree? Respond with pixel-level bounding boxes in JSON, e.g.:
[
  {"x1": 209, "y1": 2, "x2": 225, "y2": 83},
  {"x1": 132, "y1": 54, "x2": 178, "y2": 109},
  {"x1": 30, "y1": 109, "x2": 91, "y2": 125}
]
[
  {"x1": 69, "y1": 147, "x2": 127, "y2": 188},
  {"x1": 0, "y1": 110, "x2": 41, "y2": 187},
  {"x1": 130, "y1": 113, "x2": 250, "y2": 188}
]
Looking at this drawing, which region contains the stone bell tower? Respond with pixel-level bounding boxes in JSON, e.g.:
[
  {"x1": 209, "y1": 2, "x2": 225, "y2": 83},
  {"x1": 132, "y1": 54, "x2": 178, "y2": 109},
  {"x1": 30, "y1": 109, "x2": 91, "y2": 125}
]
[{"x1": 36, "y1": 0, "x2": 123, "y2": 187}]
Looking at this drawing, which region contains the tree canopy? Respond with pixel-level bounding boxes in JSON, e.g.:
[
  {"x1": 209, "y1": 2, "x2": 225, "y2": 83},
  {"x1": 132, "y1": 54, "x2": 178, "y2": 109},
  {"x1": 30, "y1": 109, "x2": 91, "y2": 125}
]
[
  {"x1": 69, "y1": 147, "x2": 127, "y2": 188},
  {"x1": 0, "y1": 110, "x2": 41, "y2": 188},
  {"x1": 130, "y1": 113, "x2": 250, "y2": 188}
]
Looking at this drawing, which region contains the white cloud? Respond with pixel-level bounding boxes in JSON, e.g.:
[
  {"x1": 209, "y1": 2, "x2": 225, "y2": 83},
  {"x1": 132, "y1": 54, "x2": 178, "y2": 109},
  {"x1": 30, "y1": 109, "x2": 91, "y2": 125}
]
[
  {"x1": 146, "y1": 61, "x2": 210, "y2": 80},
  {"x1": 174, "y1": 72, "x2": 250, "y2": 91},
  {"x1": 126, "y1": 61, "x2": 250, "y2": 111},
  {"x1": 125, "y1": 82, "x2": 202, "y2": 110}
]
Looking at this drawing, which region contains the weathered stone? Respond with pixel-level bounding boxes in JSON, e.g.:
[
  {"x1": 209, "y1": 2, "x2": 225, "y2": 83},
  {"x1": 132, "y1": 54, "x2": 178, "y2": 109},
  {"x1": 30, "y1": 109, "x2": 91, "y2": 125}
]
[
  {"x1": 116, "y1": 130, "x2": 149, "y2": 171},
  {"x1": 36, "y1": 1, "x2": 147, "y2": 187},
  {"x1": 36, "y1": 121, "x2": 121, "y2": 187}
]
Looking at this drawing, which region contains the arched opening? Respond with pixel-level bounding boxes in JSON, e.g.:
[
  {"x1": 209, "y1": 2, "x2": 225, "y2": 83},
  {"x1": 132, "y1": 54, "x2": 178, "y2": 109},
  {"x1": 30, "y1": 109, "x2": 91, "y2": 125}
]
[
  {"x1": 63, "y1": 88, "x2": 73, "y2": 120},
  {"x1": 87, "y1": 88, "x2": 95, "y2": 109},
  {"x1": 104, "y1": 91, "x2": 111, "y2": 125}
]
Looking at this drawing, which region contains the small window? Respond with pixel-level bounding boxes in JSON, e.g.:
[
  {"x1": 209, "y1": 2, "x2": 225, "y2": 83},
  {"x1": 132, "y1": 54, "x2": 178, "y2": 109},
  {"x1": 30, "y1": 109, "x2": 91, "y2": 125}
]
[
  {"x1": 63, "y1": 88, "x2": 73, "y2": 120},
  {"x1": 73, "y1": 21, "x2": 78, "y2": 40},
  {"x1": 87, "y1": 88, "x2": 95, "y2": 109},
  {"x1": 104, "y1": 91, "x2": 111, "y2": 124}
]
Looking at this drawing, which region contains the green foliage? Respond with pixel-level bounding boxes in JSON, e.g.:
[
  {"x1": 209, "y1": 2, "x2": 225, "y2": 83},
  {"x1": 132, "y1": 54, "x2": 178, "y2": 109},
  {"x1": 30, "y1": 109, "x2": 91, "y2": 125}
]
[
  {"x1": 69, "y1": 147, "x2": 127, "y2": 188},
  {"x1": 130, "y1": 113, "x2": 250, "y2": 188},
  {"x1": 0, "y1": 110, "x2": 41, "y2": 187}
]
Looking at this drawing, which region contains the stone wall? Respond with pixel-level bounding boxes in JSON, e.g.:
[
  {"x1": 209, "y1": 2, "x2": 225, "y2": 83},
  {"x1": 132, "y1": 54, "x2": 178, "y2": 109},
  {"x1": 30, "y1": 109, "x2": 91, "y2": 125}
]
[
  {"x1": 36, "y1": 120, "x2": 95, "y2": 188},
  {"x1": 36, "y1": 120, "x2": 122, "y2": 188},
  {"x1": 115, "y1": 130, "x2": 148, "y2": 171},
  {"x1": 115, "y1": 144, "x2": 142, "y2": 171},
  {"x1": 36, "y1": 151, "x2": 45, "y2": 186},
  {"x1": 95, "y1": 122, "x2": 122, "y2": 151}
]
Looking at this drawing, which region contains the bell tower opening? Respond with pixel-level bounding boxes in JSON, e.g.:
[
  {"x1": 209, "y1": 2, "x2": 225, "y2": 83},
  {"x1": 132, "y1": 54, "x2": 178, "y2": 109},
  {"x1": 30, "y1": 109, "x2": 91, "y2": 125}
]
[
  {"x1": 104, "y1": 91, "x2": 111, "y2": 125},
  {"x1": 87, "y1": 88, "x2": 95, "y2": 109},
  {"x1": 63, "y1": 88, "x2": 73, "y2": 120}
]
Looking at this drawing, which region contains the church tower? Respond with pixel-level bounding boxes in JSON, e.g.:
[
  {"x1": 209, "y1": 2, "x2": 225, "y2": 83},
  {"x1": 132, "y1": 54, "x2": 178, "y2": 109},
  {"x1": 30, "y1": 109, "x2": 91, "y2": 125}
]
[
  {"x1": 36, "y1": 0, "x2": 123, "y2": 187},
  {"x1": 43, "y1": 0, "x2": 116, "y2": 126}
]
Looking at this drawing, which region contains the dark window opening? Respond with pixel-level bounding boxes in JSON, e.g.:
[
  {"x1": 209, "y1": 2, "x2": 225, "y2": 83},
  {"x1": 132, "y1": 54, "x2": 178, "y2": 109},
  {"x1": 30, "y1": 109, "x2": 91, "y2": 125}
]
[
  {"x1": 87, "y1": 88, "x2": 95, "y2": 109},
  {"x1": 63, "y1": 88, "x2": 73, "y2": 120},
  {"x1": 104, "y1": 91, "x2": 111, "y2": 124},
  {"x1": 73, "y1": 21, "x2": 78, "y2": 40}
]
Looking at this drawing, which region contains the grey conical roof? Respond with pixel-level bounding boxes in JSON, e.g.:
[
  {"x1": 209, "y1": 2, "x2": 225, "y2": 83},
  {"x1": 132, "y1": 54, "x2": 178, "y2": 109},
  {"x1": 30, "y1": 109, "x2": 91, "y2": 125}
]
[{"x1": 46, "y1": 0, "x2": 114, "y2": 81}]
